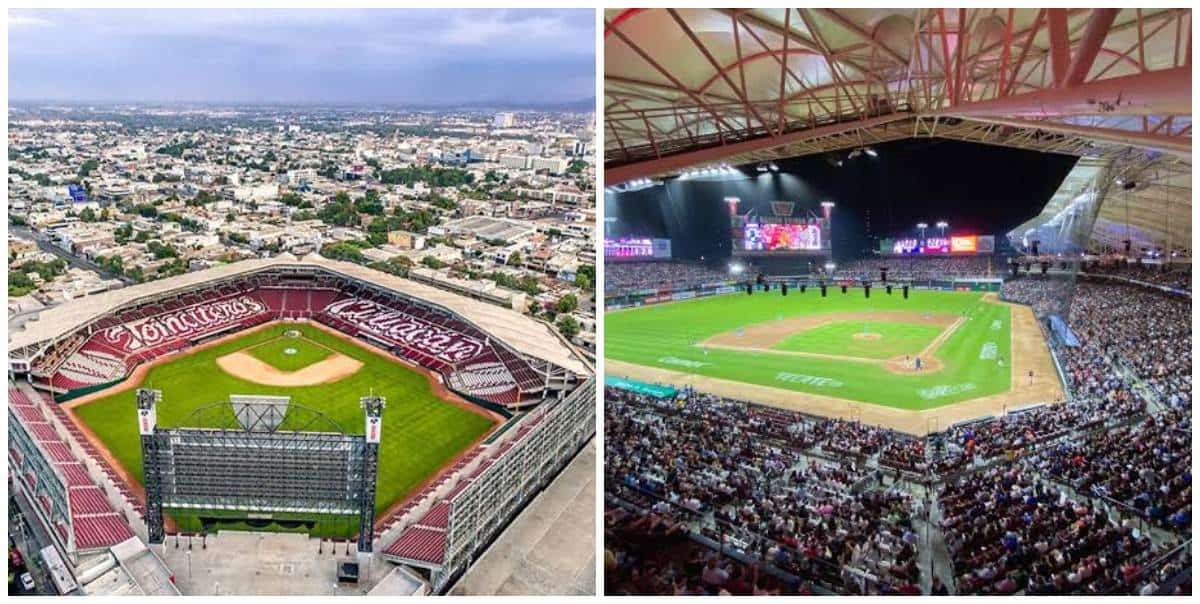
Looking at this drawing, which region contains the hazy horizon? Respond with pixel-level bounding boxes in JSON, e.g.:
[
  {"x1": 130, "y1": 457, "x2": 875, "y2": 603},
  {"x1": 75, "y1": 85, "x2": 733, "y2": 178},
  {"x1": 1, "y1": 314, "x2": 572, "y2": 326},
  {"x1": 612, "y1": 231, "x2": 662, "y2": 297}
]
[{"x1": 9, "y1": 9, "x2": 595, "y2": 106}]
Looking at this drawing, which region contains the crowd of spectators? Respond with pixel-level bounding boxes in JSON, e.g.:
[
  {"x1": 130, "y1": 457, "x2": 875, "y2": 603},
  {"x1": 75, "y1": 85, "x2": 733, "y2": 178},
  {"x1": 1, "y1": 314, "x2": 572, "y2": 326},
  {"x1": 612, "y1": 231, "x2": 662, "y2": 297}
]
[
  {"x1": 605, "y1": 273, "x2": 1190, "y2": 595},
  {"x1": 1003, "y1": 277, "x2": 1191, "y2": 409},
  {"x1": 605, "y1": 260, "x2": 732, "y2": 293},
  {"x1": 832, "y1": 256, "x2": 998, "y2": 282},
  {"x1": 605, "y1": 388, "x2": 922, "y2": 594},
  {"x1": 1085, "y1": 261, "x2": 1192, "y2": 291},
  {"x1": 1031, "y1": 410, "x2": 1191, "y2": 533},
  {"x1": 938, "y1": 466, "x2": 1164, "y2": 595}
]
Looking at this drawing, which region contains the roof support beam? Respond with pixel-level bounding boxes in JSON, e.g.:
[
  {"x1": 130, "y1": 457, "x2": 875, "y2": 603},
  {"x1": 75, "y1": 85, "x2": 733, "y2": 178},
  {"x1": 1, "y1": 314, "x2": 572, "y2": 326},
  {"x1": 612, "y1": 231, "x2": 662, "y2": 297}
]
[
  {"x1": 928, "y1": 66, "x2": 1192, "y2": 118},
  {"x1": 1047, "y1": 9, "x2": 1071, "y2": 86},
  {"x1": 605, "y1": 18, "x2": 742, "y2": 136},
  {"x1": 666, "y1": 9, "x2": 773, "y2": 136},
  {"x1": 956, "y1": 116, "x2": 1191, "y2": 158},
  {"x1": 606, "y1": 114, "x2": 908, "y2": 184},
  {"x1": 1064, "y1": 8, "x2": 1121, "y2": 86}
]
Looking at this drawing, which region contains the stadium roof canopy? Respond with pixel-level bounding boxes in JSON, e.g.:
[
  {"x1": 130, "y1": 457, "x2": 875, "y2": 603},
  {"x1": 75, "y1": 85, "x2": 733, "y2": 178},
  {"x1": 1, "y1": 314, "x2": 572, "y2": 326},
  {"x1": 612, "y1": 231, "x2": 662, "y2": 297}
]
[
  {"x1": 604, "y1": 8, "x2": 1191, "y2": 254},
  {"x1": 8, "y1": 254, "x2": 589, "y2": 376}
]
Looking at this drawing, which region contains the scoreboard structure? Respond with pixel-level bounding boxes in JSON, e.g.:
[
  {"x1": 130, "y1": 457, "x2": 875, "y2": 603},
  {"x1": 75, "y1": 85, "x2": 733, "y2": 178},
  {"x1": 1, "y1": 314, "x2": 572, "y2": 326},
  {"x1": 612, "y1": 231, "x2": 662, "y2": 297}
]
[
  {"x1": 729, "y1": 199, "x2": 832, "y2": 257},
  {"x1": 136, "y1": 390, "x2": 384, "y2": 552}
]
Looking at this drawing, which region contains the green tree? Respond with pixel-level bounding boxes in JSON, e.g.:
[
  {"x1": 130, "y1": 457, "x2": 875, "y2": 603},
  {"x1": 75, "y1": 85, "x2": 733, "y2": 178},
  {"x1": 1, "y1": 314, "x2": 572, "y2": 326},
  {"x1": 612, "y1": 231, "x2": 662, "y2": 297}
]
[
  {"x1": 320, "y1": 241, "x2": 367, "y2": 264},
  {"x1": 575, "y1": 264, "x2": 595, "y2": 291},
  {"x1": 507, "y1": 251, "x2": 523, "y2": 266},
  {"x1": 354, "y1": 190, "x2": 385, "y2": 215},
  {"x1": 78, "y1": 159, "x2": 100, "y2": 177},
  {"x1": 555, "y1": 293, "x2": 578, "y2": 314},
  {"x1": 556, "y1": 315, "x2": 579, "y2": 339}
]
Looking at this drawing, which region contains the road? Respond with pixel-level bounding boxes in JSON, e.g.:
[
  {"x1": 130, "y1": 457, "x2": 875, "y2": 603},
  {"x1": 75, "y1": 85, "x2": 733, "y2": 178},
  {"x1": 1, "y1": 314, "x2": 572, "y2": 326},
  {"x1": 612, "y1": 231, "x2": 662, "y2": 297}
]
[
  {"x1": 8, "y1": 494, "x2": 57, "y2": 595},
  {"x1": 10, "y1": 224, "x2": 131, "y2": 284}
]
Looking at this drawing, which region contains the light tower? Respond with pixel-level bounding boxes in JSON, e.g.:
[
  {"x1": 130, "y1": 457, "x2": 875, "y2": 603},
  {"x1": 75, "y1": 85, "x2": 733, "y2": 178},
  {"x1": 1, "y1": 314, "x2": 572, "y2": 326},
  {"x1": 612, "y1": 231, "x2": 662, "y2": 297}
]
[
  {"x1": 821, "y1": 201, "x2": 836, "y2": 263},
  {"x1": 917, "y1": 222, "x2": 928, "y2": 242},
  {"x1": 358, "y1": 394, "x2": 386, "y2": 553},
  {"x1": 135, "y1": 388, "x2": 164, "y2": 544},
  {"x1": 936, "y1": 220, "x2": 949, "y2": 238}
]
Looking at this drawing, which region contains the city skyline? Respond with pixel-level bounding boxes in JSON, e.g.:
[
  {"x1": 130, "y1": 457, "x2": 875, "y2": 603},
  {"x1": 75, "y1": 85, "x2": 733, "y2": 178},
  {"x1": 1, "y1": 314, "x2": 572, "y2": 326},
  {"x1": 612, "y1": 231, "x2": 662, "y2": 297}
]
[{"x1": 9, "y1": 8, "x2": 595, "y2": 106}]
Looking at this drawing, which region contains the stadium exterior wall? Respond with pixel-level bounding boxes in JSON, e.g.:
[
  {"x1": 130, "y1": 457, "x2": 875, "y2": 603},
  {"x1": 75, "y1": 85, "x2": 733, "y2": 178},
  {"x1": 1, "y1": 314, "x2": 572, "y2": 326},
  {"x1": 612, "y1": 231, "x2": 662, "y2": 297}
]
[{"x1": 437, "y1": 377, "x2": 596, "y2": 593}]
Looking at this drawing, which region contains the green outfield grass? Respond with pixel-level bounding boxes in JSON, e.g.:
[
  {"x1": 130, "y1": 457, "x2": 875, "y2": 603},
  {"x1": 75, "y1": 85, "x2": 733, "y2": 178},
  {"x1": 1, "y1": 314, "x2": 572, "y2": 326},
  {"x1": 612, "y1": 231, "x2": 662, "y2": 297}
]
[
  {"x1": 606, "y1": 290, "x2": 1012, "y2": 409},
  {"x1": 772, "y1": 320, "x2": 945, "y2": 360},
  {"x1": 73, "y1": 324, "x2": 496, "y2": 536},
  {"x1": 245, "y1": 334, "x2": 333, "y2": 372}
]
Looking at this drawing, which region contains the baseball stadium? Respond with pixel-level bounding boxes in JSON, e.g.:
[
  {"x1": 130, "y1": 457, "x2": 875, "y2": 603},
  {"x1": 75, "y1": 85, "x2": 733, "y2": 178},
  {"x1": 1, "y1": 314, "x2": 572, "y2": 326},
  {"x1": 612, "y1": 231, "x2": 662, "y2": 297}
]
[
  {"x1": 603, "y1": 7, "x2": 1191, "y2": 596},
  {"x1": 8, "y1": 254, "x2": 595, "y2": 595}
]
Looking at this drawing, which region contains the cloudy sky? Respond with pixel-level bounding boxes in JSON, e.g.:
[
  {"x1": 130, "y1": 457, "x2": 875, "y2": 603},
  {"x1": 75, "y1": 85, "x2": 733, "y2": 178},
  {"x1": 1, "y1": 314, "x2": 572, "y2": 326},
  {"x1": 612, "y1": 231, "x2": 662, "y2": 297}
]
[{"x1": 9, "y1": 9, "x2": 595, "y2": 106}]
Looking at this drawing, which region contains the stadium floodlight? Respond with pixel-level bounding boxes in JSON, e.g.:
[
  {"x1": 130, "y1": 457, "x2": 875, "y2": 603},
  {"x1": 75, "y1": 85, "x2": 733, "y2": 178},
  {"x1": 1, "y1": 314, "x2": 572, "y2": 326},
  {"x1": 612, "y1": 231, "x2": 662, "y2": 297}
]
[
  {"x1": 823, "y1": 262, "x2": 836, "y2": 272},
  {"x1": 756, "y1": 163, "x2": 769, "y2": 173},
  {"x1": 729, "y1": 262, "x2": 745, "y2": 275},
  {"x1": 769, "y1": 162, "x2": 779, "y2": 172},
  {"x1": 836, "y1": 160, "x2": 844, "y2": 167},
  {"x1": 820, "y1": 201, "x2": 835, "y2": 209},
  {"x1": 917, "y1": 222, "x2": 928, "y2": 240},
  {"x1": 936, "y1": 220, "x2": 948, "y2": 237},
  {"x1": 864, "y1": 147, "x2": 878, "y2": 157},
  {"x1": 848, "y1": 149, "x2": 862, "y2": 159}
]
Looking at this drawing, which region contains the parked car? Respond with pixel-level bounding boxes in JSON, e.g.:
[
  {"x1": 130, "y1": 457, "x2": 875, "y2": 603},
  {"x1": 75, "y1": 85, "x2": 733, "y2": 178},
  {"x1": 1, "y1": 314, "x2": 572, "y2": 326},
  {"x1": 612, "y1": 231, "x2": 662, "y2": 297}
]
[{"x1": 19, "y1": 572, "x2": 35, "y2": 592}]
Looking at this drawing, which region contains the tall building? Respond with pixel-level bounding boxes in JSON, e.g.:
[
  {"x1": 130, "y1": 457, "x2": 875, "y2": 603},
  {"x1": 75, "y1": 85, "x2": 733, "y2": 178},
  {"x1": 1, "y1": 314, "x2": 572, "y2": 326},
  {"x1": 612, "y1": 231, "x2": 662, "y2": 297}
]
[{"x1": 493, "y1": 112, "x2": 516, "y2": 128}]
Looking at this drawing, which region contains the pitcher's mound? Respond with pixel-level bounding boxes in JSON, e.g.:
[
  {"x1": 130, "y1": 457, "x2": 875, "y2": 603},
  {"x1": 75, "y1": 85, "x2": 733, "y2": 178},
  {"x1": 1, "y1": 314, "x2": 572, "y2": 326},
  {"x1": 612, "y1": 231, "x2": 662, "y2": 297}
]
[
  {"x1": 216, "y1": 351, "x2": 363, "y2": 386},
  {"x1": 884, "y1": 355, "x2": 945, "y2": 375},
  {"x1": 852, "y1": 332, "x2": 882, "y2": 341}
]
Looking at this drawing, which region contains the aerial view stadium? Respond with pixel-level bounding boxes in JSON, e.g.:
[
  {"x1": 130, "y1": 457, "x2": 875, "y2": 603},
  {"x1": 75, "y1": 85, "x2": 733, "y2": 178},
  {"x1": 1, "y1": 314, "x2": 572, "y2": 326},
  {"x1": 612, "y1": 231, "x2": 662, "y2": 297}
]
[
  {"x1": 603, "y1": 7, "x2": 1191, "y2": 595},
  {"x1": 9, "y1": 256, "x2": 595, "y2": 595},
  {"x1": 7, "y1": 8, "x2": 596, "y2": 597}
]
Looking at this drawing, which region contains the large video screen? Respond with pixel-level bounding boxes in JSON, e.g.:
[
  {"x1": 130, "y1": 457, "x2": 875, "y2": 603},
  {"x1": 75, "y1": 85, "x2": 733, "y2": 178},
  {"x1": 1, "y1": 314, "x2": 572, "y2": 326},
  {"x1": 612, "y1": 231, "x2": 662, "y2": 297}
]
[
  {"x1": 604, "y1": 237, "x2": 672, "y2": 260},
  {"x1": 743, "y1": 223, "x2": 822, "y2": 251},
  {"x1": 886, "y1": 235, "x2": 994, "y2": 255}
]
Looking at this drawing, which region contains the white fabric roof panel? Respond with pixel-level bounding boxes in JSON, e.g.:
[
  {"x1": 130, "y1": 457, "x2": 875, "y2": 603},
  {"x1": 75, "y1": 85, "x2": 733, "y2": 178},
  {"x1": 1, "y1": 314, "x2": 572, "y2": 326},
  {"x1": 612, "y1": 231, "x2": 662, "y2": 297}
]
[{"x1": 8, "y1": 254, "x2": 588, "y2": 376}]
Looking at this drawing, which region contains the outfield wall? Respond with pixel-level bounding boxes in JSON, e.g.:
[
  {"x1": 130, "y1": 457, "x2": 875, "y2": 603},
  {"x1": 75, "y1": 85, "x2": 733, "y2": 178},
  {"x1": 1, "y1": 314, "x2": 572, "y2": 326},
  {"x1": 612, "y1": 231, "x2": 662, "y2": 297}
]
[{"x1": 606, "y1": 277, "x2": 1001, "y2": 310}]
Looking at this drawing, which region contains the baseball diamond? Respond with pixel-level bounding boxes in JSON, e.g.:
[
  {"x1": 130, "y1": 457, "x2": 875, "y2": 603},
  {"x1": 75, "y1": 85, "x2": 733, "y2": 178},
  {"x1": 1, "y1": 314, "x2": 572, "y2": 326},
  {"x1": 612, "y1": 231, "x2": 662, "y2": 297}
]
[{"x1": 607, "y1": 289, "x2": 1063, "y2": 432}]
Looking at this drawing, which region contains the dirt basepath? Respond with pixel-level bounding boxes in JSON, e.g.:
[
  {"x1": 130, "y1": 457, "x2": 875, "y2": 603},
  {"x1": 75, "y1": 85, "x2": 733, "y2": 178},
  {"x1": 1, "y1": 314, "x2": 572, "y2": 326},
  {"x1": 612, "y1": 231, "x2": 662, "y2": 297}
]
[
  {"x1": 702, "y1": 310, "x2": 958, "y2": 350},
  {"x1": 702, "y1": 310, "x2": 961, "y2": 376},
  {"x1": 607, "y1": 300, "x2": 1065, "y2": 435},
  {"x1": 215, "y1": 350, "x2": 363, "y2": 386}
]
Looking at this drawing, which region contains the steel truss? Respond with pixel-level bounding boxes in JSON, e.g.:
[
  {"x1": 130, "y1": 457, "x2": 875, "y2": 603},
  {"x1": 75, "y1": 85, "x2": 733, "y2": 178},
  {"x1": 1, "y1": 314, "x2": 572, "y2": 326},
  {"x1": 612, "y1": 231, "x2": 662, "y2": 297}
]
[
  {"x1": 605, "y1": 8, "x2": 1192, "y2": 181},
  {"x1": 139, "y1": 394, "x2": 380, "y2": 552}
]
